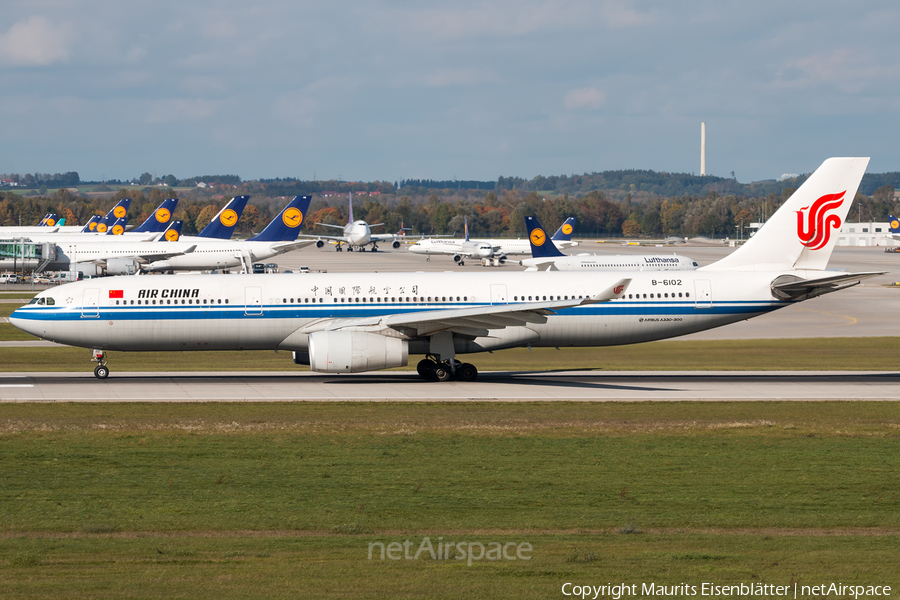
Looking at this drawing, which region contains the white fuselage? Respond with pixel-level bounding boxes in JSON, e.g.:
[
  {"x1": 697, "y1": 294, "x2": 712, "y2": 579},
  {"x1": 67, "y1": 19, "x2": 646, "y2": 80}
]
[
  {"x1": 521, "y1": 254, "x2": 698, "y2": 271},
  {"x1": 409, "y1": 238, "x2": 494, "y2": 258},
  {"x1": 146, "y1": 239, "x2": 307, "y2": 271},
  {"x1": 11, "y1": 269, "x2": 793, "y2": 355},
  {"x1": 409, "y1": 237, "x2": 576, "y2": 257}
]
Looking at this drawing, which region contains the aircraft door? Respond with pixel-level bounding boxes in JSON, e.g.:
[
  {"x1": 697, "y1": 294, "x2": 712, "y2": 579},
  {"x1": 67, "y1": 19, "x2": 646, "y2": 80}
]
[
  {"x1": 490, "y1": 284, "x2": 507, "y2": 305},
  {"x1": 693, "y1": 280, "x2": 712, "y2": 308},
  {"x1": 244, "y1": 286, "x2": 263, "y2": 316},
  {"x1": 81, "y1": 288, "x2": 100, "y2": 318}
]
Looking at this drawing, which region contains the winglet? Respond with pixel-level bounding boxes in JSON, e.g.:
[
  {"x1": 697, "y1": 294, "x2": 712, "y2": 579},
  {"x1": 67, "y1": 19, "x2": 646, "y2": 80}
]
[{"x1": 586, "y1": 278, "x2": 631, "y2": 303}]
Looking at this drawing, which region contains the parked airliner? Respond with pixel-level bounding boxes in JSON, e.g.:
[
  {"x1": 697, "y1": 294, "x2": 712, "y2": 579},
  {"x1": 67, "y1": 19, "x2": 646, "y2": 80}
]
[
  {"x1": 12, "y1": 158, "x2": 879, "y2": 382},
  {"x1": 409, "y1": 217, "x2": 579, "y2": 264},
  {"x1": 518, "y1": 215, "x2": 698, "y2": 271},
  {"x1": 307, "y1": 193, "x2": 400, "y2": 251}
]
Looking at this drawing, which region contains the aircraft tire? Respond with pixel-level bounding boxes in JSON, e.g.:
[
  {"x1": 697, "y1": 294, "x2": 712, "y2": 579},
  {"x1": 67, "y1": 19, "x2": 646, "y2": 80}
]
[
  {"x1": 432, "y1": 364, "x2": 452, "y2": 382},
  {"x1": 416, "y1": 359, "x2": 432, "y2": 378},
  {"x1": 456, "y1": 363, "x2": 477, "y2": 382},
  {"x1": 94, "y1": 365, "x2": 109, "y2": 379}
]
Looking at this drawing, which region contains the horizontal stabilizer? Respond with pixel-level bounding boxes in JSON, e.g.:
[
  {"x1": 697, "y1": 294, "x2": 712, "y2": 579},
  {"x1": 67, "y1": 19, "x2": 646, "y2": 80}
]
[{"x1": 771, "y1": 271, "x2": 884, "y2": 300}]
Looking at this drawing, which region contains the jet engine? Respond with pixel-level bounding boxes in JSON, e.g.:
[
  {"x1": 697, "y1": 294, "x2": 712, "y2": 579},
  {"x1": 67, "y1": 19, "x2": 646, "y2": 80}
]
[
  {"x1": 316, "y1": 240, "x2": 325, "y2": 248},
  {"x1": 106, "y1": 257, "x2": 139, "y2": 275},
  {"x1": 453, "y1": 254, "x2": 462, "y2": 263},
  {"x1": 308, "y1": 330, "x2": 408, "y2": 373},
  {"x1": 392, "y1": 240, "x2": 401, "y2": 249}
]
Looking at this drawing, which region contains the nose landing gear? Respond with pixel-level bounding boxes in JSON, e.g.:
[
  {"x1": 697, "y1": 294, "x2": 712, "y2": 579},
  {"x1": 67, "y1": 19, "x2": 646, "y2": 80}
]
[{"x1": 91, "y1": 348, "x2": 109, "y2": 379}]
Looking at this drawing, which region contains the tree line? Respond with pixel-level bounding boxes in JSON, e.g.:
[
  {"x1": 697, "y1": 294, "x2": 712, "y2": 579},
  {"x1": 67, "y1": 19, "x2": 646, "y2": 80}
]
[{"x1": 2, "y1": 183, "x2": 899, "y2": 239}]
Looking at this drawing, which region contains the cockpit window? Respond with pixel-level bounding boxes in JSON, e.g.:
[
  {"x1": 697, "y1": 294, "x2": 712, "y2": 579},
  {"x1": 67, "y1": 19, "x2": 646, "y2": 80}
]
[
  {"x1": 27, "y1": 297, "x2": 39, "y2": 305},
  {"x1": 46, "y1": 298, "x2": 55, "y2": 305}
]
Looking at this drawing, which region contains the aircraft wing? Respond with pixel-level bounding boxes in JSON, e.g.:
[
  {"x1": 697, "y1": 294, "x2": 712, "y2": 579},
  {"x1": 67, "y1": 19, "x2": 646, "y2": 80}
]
[
  {"x1": 771, "y1": 271, "x2": 884, "y2": 300},
  {"x1": 89, "y1": 245, "x2": 197, "y2": 264},
  {"x1": 314, "y1": 223, "x2": 346, "y2": 231},
  {"x1": 370, "y1": 233, "x2": 398, "y2": 242},
  {"x1": 292, "y1": 278, "x2": 631, "y2": 339},
  {"x1": 269, "y1": 240, "x2": 318, "y2": 253},
  {"x1": 299, "y1": 234, "x2": 348, "y2": 243}
]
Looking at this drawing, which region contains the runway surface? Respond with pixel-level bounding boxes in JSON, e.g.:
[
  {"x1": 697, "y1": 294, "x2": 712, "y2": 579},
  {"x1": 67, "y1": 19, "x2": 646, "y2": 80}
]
[{"x1": 2, "y1": 370, "x2": 900, "y2": 402}]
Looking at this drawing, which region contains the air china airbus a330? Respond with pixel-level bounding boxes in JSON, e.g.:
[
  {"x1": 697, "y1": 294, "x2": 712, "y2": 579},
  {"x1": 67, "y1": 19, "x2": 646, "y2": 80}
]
[{"x1": 12, "y1": 157, "x2": 880, "y2": 381}]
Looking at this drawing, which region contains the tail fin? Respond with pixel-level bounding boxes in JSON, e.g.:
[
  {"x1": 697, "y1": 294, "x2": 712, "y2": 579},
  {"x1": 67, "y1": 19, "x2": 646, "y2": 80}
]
[
  {"x1": 39, "y1": 213, "x2": 58, "y2": 226},
  {"x1": 464, "y1": 217, "x2": 470, "y2": 242},
  {"x1": 551, "y1": 217, "x2": 576, "y2": 241},
  {"x1": 705, "y1": 157, "x2": 869, "y2": 272},
  {"x1": 133, "y1": 198, "x2": 179, "y2": 233},
  {"x1": 248, "y1": 196, "x2": 312, "y2": 242},
  {"x1": 159, "y1": 220, "x2": 183, "y2": 242},
  {"x1": 890, "y1": 216, "x2": 900, "y2": 234},
  {"x1": 98, "y1": 199, "x2": 131, "y2": 233},
  {"x1": 525, "y1": 216, "x2": 565, "y2": 258},
  {"x1": 57, "y1": 218, "x2": 65, "y2": 226},
  {"x1": 197, "y1": 195, "x2": 249, "y2": 239},
  {"x1": 107, "y1": 217, "x2": 127, "y2": 236},
  {"x1": 348, "y1": 192, "x2": 354, "y2": 223},
  {"x1": 81, "y1": 215, "x2": 101, "y2": 233}
]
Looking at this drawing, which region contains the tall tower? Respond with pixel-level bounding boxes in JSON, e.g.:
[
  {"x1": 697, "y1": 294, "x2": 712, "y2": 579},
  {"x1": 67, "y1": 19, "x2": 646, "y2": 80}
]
[{"x1": 700, "y1": 122, "x2": 706, "y2": 176}]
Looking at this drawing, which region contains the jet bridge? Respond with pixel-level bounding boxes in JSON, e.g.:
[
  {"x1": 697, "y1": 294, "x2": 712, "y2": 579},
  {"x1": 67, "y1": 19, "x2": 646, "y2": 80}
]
[{"x1": 0, "y1": 238, "x2": 57, "y2": 273}]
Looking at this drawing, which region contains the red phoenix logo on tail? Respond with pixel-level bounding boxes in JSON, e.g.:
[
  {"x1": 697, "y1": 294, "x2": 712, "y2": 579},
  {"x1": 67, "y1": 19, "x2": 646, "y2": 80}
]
[{"x1": 796, "y1": 191, "x2": 846, "y2": 251}]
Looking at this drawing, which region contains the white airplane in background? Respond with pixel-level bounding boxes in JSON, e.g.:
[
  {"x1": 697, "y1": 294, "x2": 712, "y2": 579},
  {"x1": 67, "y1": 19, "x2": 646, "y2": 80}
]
[
  {"x1": 409, "y1": 217, "x2": 579, "y2": 264},
  {"x1": 12, "y1": 157, "x2": 880, "y2": 382},
  {"x1": 307, "y1": 192, "x2": 400, "y2": 252},
  {"x1": 518, "y1": 215, "x2": 698, "y2": 271}
]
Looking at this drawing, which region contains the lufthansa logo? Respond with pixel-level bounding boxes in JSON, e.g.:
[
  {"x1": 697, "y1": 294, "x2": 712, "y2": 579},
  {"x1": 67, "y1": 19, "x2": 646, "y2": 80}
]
[
  {"x1": 112, "y1": 224, "x2": 124, "y2": 235},
  {"x1": 283, "y1": 207, "x2": 303, "y2": 228},
  {"x1": 892, "y1": 220, "x2": 900, "y2": 229},
  {"x1": 530, "y1": 228, "x2": 546, "y2": 246},
  {"x1": 155, "y1": 208, "x2": 171, "y2": 223},
  {"x1": 113, "y1": 206, "x2": 127, "y2": 219},
  {"x1": 46, "y1": 219, "x2": 56, "y2": 226},
  {"x1": 165, "y1": 229, "x2": 179, "y2": 241},
  {"x1": 88, "y1": 222, "x2": 97, "y2": 231},
  {"x1": 562, "y1": 223, "x2": 573, "y2": 235},
  {"x1": 97, "y1": 223, "x2": 108, "y2": 232},
  {"x1": 220, "y1": 208, "x2": 238, "y2": 227}
]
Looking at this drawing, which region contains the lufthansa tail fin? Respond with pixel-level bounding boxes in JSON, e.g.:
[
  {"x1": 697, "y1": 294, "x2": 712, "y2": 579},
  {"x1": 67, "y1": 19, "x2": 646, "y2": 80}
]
[
  {"x1": 704, "y1": 157, "x2": 869, "y2": 272},
  {"x1": 197, "y1": 195, "x2": 249, "y2": 239},
  {"x1": 551, "y1": 217, "x2": 576, "y2": 241},
  {"x1": 525, "y1": 216, "x2": 566, "y2": 258},
  {"x1": 248, "y1": 195, "x2": 312, "y2": 242},
  {"x1": 159, "y1": 220, "x2": 183, "y2": 242},
  {"x1": 39, "y1": 213, "x2": 58, "y2": 226},
  {"x1": 889, "y1": 215, "x2": 900, "y2": 234},
  {"x1": 97, "y1": 199, "x2": 131, "y2": 233},
  {"x1": 81, "y1": 215, "x2": 101, "y2": 233},
  {"x1": 133, "y1": 198, "x2": 178, "y2": 233},
  {"x1": 107, "y1": 217, "x2": 127, "y2": 236}
]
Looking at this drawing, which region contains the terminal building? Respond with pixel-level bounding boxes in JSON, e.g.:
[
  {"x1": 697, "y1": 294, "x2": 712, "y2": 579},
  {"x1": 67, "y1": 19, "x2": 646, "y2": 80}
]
[
  {"x1": 0, "y1": 239, "x2": 57, "y2": 272},
  {"x1": 836, "y1": 222, "x2": 900, "y2": 247}
]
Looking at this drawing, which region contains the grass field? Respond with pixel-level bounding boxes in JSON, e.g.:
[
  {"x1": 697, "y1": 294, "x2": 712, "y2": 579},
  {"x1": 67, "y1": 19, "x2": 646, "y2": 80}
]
[
  {"x1": 1, "y1": 402, "x2": 898, "y2": 598},
  {"x1": 2, "y1": 337, "x2": 900, "y2": 373}
]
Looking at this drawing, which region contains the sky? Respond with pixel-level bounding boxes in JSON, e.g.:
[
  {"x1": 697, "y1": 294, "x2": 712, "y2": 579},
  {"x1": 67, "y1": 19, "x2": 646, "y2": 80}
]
[{"x1": 2, "y1": 1, "x2": 900, "y2": 184}]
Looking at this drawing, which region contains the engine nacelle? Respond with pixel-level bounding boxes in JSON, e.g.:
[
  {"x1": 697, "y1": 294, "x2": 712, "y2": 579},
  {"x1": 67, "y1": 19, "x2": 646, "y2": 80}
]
[
  {"x1": 453, "y1": 253, "x2": 462, "y2": 263},
  {"x1": 106, "y1": 257, "x2": 139, "y2": 275},
  {"x1": 308, "y1": 331, "x2": 408, "y2": 373},
  {"x1": 316, "y1": 239, "x2": 325, "y2": 248},
  {"x1": 392, "y1": 240, "x2": 401, "y2": 249}
]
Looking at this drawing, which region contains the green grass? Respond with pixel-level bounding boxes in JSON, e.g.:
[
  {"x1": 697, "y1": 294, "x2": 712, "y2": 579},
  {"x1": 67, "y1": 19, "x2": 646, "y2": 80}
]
[
  {"x1": 2, "y1": 337, "x2": 900, "y2": 372},
  {"x1": 0, "y1": 402, "x2": 898, "y2": 598}
]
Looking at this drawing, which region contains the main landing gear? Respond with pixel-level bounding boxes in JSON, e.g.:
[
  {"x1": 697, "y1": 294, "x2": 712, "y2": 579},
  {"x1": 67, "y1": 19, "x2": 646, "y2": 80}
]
[
  {"x1": 91, "y1": 348, "x2": 109, "y2": 379},
  {"x1": 416, "y1": 356, "x2": 478, "y2": 382}
]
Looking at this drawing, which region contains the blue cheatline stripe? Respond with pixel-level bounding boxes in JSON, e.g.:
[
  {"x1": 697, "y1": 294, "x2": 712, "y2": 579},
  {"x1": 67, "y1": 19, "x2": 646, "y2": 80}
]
[{"x1": 11, "y1": 300, "x2": 783, "y2": 323}]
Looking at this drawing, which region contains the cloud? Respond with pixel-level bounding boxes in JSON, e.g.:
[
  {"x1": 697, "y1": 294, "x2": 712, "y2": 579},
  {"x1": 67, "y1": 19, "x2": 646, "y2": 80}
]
[
  {"x1": 0, "y1": 15, "x2": 73, "y2": 67},
  {"x1": 564, "y1": 87, "x2": 605, "y2": 110}
]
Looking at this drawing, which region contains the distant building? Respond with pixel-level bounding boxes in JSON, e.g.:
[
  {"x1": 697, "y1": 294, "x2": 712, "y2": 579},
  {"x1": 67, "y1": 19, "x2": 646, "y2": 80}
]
[{"x1": 837, "y1": 222, "x2": 898, "y2": 247}]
